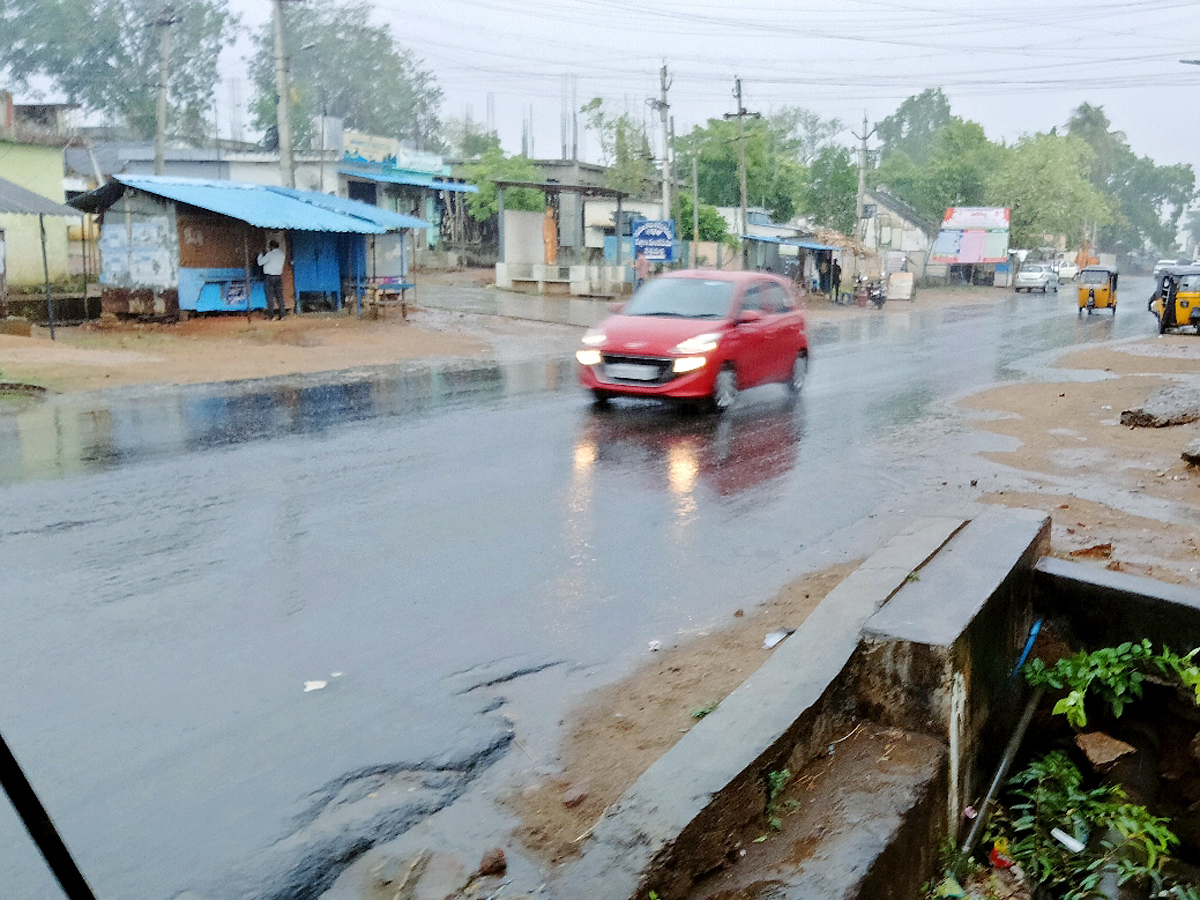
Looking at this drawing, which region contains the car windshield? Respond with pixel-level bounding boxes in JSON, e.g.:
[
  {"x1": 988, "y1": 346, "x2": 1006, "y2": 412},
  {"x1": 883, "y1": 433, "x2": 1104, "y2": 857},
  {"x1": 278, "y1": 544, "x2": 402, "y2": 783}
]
[
  {"x1": 624, "y1": 278, "x2": 735, "y2": 319},
  {"x1": 1080, "y1": 270, "x2": 1108, "y2": 285},
  {"x1": 1022, "y1": 265, "x2": 1044, "y2": 274}
]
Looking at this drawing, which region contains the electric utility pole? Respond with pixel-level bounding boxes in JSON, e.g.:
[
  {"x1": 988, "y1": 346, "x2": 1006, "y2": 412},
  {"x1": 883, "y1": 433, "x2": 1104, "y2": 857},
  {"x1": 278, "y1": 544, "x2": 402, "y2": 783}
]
[
  {"x1": 152, "y1": 4, "x2": 180, "y2": 176},
  {"x1": 851, "y1": 111, "x2": 876, "y2": 242},
  {"x1": 272, "y1": 0, "x2": 295, "y2": 188},
  {"x1": 647, "y1": 64, "x2": 671, "y2": 220},
  {"x1": 724, "y1": 77, "x2": 759, "y2": 267}
]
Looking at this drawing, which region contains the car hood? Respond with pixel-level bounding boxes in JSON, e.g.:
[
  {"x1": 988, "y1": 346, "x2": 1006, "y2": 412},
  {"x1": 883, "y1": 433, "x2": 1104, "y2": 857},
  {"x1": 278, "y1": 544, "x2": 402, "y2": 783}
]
[{"x1": 598, "y1": 315, "x2": 731, "y2": 353}]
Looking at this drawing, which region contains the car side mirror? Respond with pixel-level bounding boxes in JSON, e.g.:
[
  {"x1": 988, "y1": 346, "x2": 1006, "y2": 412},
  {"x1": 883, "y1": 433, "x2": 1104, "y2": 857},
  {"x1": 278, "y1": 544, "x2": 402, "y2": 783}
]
[{"x1": 737, "y1": 309, "x2": 763, "y2": 324}]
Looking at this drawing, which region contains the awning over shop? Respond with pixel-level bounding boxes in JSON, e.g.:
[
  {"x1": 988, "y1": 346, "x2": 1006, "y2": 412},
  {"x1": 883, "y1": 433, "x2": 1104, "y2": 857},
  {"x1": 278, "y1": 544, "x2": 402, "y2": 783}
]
[
  {"x1": 340, "y1": 167, "x2": 479, "y2": 193},
  {"x1": 0, "y1": 176, "x2": 80, "y2": 217},
  {"x1": 741, "y1": 235, "x2": 839, "y2": 251},
  {"x1": 267, "y1": 185, "x2": 430, "y2": 230},
  {"x1": 69, "y1": 175, "x2": 401, "y2": 233}
]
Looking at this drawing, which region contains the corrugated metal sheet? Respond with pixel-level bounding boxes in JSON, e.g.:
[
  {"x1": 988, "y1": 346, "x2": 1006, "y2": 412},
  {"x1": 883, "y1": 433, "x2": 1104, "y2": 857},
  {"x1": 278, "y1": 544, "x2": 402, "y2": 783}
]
[
  {"x1": 0, "y1": 176, "x2": 81, "y2": 217},
  {"x1": 267, "y1": 185, "x2": 430, "y2": 230},
  {"x1": 117, "y1": 176, "x2": 388, "y2": 233},
  {"x1": 339, "y1": 167, "x2": 479, "y2": 193},
  {"x1": 743, "y1": 235, "x2": 838, "y2": 251}
]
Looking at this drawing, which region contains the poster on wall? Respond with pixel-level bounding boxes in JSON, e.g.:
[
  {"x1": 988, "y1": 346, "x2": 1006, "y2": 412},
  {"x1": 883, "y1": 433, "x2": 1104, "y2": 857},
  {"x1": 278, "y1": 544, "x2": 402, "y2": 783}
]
[{"x1": 931, "y1": 207, "x2": 1010, "y2": 265}]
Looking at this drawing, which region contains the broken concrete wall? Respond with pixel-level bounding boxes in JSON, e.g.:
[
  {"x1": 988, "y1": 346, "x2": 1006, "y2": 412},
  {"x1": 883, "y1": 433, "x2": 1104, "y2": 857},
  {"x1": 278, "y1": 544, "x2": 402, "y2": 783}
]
[{"x1": 856, "y1": 507, "x2": 1050, "y2": 836}]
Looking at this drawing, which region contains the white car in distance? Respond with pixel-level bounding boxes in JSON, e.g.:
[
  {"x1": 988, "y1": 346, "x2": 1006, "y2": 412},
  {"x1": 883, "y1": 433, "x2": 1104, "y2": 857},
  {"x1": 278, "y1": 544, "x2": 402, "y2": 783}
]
[{"x1": 1015, "y1": 263, "x2": 1059, "y2": 293}]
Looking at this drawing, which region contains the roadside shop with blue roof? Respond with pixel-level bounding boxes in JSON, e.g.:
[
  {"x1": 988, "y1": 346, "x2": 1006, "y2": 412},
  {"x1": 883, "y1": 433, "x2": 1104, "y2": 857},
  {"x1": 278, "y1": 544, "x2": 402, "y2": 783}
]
[{"x1": 69, "y1": 175, "x2": 428, "y2": 318}]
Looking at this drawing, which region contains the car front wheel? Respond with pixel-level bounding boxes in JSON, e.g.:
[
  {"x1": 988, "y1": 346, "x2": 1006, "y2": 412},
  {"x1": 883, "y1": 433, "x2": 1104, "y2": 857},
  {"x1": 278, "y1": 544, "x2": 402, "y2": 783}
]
[{"x1": 712, "y1": 365, "x2": 738, "y2": 413}]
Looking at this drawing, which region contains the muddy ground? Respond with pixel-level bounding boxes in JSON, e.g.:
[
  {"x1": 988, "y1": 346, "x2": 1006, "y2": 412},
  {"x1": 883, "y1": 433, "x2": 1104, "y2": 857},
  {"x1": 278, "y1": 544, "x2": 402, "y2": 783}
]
[{"x1": 3, "y1": 272, "x2": 1199, "y2": 894}]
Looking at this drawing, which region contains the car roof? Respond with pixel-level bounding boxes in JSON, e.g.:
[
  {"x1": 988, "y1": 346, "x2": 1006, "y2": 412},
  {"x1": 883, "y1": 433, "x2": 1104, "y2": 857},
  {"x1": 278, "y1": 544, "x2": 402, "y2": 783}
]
[{"x1": 661, "y1": 269, "x2": 786, "y2": 284}]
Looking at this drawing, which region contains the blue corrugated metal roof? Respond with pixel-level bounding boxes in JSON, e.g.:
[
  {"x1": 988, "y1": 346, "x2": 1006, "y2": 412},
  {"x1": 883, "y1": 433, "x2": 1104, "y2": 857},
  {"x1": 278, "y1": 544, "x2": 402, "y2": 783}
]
[
  {"x1": 116, "y1": 176, "x2": 389, "y2": 233},
  {"x1": 340, "y1": 167, "x2": 479, "y2": 193},
  {"x1": 267, "y1": 186, "x2": 430, "y2": 230},
  {"x1": 742, "y1": 234, "x2": 839, "y2": 251}
]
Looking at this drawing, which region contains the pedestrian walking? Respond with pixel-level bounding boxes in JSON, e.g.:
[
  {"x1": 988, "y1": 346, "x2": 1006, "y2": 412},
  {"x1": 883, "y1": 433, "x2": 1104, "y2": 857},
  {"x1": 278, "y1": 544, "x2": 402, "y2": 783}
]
[
  {"x1": 257, "y1": 240, "x2": 287, "y2": 319},
  {"x1": 831, "y1": 259, "x2": 842, "y2": 303},
  {"x1": 634, "y1": 251, "x2": 650, "y2": 291}
]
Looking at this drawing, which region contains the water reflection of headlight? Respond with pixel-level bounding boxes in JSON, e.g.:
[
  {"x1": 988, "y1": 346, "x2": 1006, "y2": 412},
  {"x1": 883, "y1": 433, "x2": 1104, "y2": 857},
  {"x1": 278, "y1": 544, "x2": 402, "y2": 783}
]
[
  {"x1": 667, "y1": 442, "x2": 699, "y2": 494},
  {"x1": 574, "y1": 440, "x2": 597, "y2": 472}
]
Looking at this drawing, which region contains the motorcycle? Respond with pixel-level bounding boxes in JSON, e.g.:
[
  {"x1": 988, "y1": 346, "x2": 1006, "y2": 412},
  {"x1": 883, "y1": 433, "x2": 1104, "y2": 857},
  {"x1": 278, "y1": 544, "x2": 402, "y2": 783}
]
[{"x1": 853, "y1": 276, "x2": 886, "y2": 309}]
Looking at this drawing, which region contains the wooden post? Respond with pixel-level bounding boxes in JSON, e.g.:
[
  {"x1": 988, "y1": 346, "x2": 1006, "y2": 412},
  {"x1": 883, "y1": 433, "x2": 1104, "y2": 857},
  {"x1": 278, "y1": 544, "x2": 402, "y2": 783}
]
[{"x1": 39, "y1": 214, "x2": 55, "y2": 340}]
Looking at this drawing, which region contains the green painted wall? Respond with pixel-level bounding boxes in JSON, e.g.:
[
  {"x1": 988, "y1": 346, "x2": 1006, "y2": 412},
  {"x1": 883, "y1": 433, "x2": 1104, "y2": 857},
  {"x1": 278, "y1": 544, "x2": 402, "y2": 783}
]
[{"x1": 0, "y1": 141, "x2": 70, "y2": 288}]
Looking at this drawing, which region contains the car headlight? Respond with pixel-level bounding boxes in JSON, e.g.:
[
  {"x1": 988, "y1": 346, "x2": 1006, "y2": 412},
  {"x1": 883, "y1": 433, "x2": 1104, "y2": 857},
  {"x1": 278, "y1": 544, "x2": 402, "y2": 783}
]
[
  {"x1": 673, "y1": 332, "x2": 722, "y2": 354},
  {"x1": 580, "y1": 331, "x2": 606, "y2": 346},
  {"x1": 576, "y1": 349, "x2": 602, "y2": 366},
  {"x1": 673, "y1": 356, "x2": 707, "y2": 374}
]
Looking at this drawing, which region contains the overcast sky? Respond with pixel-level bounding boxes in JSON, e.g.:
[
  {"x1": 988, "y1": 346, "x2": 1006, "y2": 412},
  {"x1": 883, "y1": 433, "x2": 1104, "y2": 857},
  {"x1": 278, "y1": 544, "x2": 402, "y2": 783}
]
[{"x1": 228, "y1": 0, "x2": 1200, "y2": 173}]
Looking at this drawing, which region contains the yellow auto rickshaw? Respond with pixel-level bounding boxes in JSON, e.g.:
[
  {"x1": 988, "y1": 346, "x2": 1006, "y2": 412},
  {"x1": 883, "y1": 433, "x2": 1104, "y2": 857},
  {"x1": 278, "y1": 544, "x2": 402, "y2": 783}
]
[
  {"x1": 1148, "y1": 265, "x2": 1200, "y2": 335},
  {"x1": 1077, "y1": 266, "x2": 1118, "y2": 316}
]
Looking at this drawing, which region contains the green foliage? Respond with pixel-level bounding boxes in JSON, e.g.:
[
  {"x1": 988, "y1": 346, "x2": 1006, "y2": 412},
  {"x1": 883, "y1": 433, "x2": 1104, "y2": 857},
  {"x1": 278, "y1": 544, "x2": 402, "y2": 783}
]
[
  {"x1": 1067, "y1": 103, "x2": 1196, "y2": 254},
  {"x1": 459, "y1": 147, "x2": 545, "y2": 222},
  {"x1": 1024, "y1": 640, "x2": 1200, "y2": 728},
  {"x1": 676, "y1": 195, "x2": 729, "y2": 243},
  {"x1": 875, "y1": 88, "x2": 954, "y2": 166},
  {"x1": 766, "y1": 768, "x2": 791, "y2": 814},
  {"x1": 689, "y1": 701, "x2": 718, "y2": 719},
  {"x1": 248, "y1": 0, "x2": 443, "y2": 150},
  {"x1": 676, "y1": 118, "x2": 806, "y2": 223},
  {"x1": 0, "y1": 0, "x2": 237, "y2": 140},
  {"x1": 444, "y1": 117, "x2": 501, "y2": 160},
  {"x1": 988, "y1": 751, "x2": 1177, "y2": 899},
  {"x1": 986, "y1": 134, "x2": 1113, "y2": 248},
  {"x1": 799, "y1": 146, "x2": 857, "y2": 235},
  {"x1": 767, "y1": 107, "x2": 845, "y2": 166},
  {"x1": 580, "y1": 98, "x2": 657, "y2": 196}
]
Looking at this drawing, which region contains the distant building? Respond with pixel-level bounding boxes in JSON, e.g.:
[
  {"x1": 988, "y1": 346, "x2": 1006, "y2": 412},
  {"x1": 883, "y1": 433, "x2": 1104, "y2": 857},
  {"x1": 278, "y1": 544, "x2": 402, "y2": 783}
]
[{"x1": 860, "y1": 189, "x2": 939, "y2": 280}]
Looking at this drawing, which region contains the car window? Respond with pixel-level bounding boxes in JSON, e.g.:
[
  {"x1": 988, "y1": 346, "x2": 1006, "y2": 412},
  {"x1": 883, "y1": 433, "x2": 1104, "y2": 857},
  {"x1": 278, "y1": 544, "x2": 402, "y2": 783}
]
[
  {"x1": 623, "y1": 277, "x2": 735, "y2": 318},
  {"x1": 1181, "y1": 274, "x2": 1200, "y2": 291},
  {"x1": 1023, "y1": 265, "x2": 1043, "y2": 273},
  {"x1": 762, "y1": 283, "x2": 792, "y2": 312},
  {"x1": 740, "y1": 284, "x2": 764, "y2": 312},
  {"x1": 1080, "y1": 270, "x2": 1107, "y2": 285}
]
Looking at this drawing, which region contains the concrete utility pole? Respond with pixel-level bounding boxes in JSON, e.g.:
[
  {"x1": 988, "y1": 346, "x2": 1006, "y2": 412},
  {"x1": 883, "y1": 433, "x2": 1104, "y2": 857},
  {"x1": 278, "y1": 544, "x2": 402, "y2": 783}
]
[
  {"x1": 851, "y1": 111, "x2": 876, "y2": 242},
  {"x1": 152, "y1": 5, "x2": 180, "y2": 176},
  {"x1": 272, "y1": 0, "x2": 295, "y2": 188},
  {"x1": 647, "y1": 64, "x2": 671, "y2": 220},
  {"x1": 724, "y1": 77, "x2": 759, "y2": 267}
]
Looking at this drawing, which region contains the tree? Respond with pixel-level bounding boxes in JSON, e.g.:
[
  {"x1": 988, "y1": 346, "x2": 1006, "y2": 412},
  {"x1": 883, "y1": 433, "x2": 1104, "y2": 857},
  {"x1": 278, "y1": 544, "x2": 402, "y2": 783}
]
[
  {"x1": 1067, "y1": 103, "x2": 1195, "y2": 254},
  {"x1": 766, "y1": 107, "x2": 844, "y2": 166},
  {"x1": 677, "y1": 194, "x2": 729, "y2": 242},
  {"x1": 875, "y1": 88, "x2": 954, "y2": 166},
  {"x1": 986, "y1": 134, "x2": 1112, "y2": 248},
  {"x1": 799, "y1": 146, "x2": 857, "y2": 235},
  {"x1": 0, "y1": 0, "x2": 237, "y2": 140},
  {"x1": 444, "y1": 117, "x2": 501, "y2": 160},
  {"x1": 579, "y1": 98, "x2": 657, "y2": 196},
  {"x1": 676, "y1": 117, "x2": 805, "y2": 223},
  {"x1": 459, "y1": 147, "x2": 544, "y2": 223},
  {"x1": 876, "y1": 119, "x2": 1003, "y2": 221},
  {"x1": 248, "y1": 0, "x2": 443, "y2": 151}
]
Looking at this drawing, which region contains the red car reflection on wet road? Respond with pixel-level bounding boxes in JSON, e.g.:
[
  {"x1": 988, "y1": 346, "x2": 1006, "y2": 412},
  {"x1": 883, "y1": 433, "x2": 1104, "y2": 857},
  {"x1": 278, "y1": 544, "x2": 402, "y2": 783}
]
[{"x1": 576, "y1": 270, "x2": 809, "y2": 412}]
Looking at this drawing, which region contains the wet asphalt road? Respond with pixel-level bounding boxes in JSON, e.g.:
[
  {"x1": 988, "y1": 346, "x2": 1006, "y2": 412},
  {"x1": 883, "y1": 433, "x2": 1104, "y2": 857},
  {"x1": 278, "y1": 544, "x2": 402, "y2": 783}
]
[{"x1": 0, "y1": 282, "x2": 1160, "y2": 898}]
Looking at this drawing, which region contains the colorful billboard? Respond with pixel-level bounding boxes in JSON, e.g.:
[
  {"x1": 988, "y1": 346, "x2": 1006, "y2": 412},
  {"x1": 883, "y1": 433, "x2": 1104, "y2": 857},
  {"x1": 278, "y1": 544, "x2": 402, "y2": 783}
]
[{"x1": 931, "y1": 207, "x2": 1010, "y2": 264}]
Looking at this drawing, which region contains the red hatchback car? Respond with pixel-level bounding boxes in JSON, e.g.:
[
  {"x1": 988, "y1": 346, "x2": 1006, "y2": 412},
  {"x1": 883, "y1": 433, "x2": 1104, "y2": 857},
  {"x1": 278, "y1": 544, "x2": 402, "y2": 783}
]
[{"x1": 576, "y1": 270, "x2": 809, "y2": 411}]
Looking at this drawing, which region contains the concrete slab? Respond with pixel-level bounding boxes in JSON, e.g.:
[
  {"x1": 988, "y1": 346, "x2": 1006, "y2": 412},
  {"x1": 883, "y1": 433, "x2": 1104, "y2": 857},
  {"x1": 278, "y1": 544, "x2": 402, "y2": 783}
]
[
  {"x1": 1034, "y1": 556, "x2": 1200, "y2": 651},
  {"x1": 555, "y1": 516, "x2": 965, "y2": 900}
]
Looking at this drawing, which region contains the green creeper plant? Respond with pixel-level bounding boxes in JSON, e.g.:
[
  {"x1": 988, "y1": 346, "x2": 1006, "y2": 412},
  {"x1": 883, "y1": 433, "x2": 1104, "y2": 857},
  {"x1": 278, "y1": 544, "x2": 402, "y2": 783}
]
[
  {"x1": 988, "y1": 752, "x2": 1177, "y2": 900},
  {"x1": 1024, "y1": 640, "x2": 1200, "y2": 728}
]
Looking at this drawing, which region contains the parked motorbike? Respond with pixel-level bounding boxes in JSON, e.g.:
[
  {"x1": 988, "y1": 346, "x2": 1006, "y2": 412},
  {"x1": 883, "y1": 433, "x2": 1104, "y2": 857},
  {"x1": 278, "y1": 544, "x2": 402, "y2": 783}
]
[{"x1": 867, "y1": 281, "x2": 886, "y2": 309}]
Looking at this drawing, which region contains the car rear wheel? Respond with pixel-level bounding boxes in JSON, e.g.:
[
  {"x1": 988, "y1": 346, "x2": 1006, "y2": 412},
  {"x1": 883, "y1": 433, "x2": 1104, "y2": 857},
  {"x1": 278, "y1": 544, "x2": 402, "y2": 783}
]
[
  {"x1": 712, "y1": 365, "x2": 738, "y2": 413},
  {"x1": 787, "y1": 352, "x2": 808, "y2": 393}
]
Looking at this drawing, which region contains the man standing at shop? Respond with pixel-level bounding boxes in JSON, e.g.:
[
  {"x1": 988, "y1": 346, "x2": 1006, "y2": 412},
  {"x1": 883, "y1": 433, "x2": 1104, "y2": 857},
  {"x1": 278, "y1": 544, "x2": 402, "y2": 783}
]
[
  {"x1": 831, "y1": 257, "x2": 842, "y2": 303},
  {"x1": 257, "y1": 239, "x2": 287, "y2": 319}
]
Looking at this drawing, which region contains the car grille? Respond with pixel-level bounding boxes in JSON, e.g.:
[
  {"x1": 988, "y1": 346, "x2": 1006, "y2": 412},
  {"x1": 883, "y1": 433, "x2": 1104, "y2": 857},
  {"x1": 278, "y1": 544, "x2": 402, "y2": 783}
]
[{"x1": 599, "y1": 354, "x2": 676, "y2": 385}]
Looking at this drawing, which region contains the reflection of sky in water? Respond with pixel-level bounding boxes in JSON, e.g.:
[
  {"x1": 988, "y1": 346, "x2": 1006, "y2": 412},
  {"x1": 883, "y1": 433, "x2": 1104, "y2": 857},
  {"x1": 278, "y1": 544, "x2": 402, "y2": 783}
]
[{"x1": 0, "y1": 360, "x2": 575, "y2": 484}]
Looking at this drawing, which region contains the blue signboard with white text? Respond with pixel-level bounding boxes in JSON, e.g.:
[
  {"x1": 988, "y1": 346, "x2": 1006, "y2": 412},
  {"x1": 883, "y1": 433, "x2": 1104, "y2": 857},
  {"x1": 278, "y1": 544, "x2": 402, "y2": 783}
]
[{"x1": 633, "y1": 220, "x2": 675, "y2": 263}]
